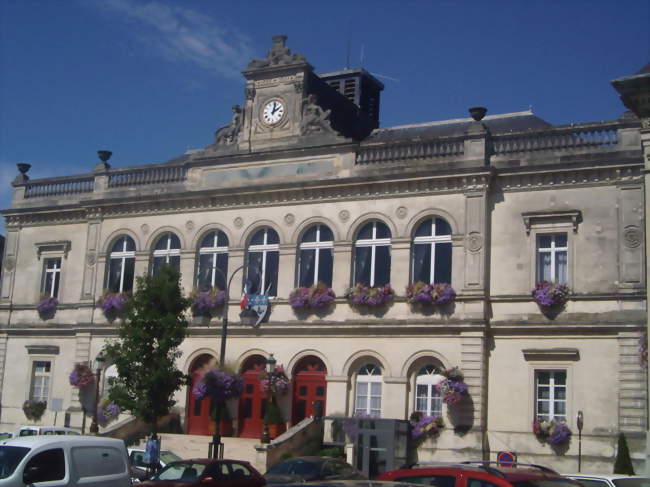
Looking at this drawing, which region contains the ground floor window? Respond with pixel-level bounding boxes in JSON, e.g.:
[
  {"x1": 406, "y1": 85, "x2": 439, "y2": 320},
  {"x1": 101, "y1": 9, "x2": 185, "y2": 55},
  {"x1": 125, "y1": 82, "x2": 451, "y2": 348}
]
[
  {"x1": 535, "y1": 370, "x2": 566, "y2": 422},
  {"x1": 415, "y1": 365, "x2": 443, "y2": 417},
  {"x1": 355, "y1": 364, "x2": 382, "y2": 418},
  {"x1": 30, "y1": 360, "x2": 51, "y2": 404}
]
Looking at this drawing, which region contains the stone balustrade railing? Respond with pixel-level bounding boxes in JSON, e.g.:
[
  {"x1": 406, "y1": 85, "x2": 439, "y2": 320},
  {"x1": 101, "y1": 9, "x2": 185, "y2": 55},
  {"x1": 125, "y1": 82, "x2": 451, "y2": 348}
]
[
  {"x1": 24, "y1": 177, "x2": 95, "y2": 199},
  {"x1": 108, "y1": 165, "x2": 188, "y2": 188},
  {"x1": 357, "y1": 137, "x2": 465, "y2": 164}
]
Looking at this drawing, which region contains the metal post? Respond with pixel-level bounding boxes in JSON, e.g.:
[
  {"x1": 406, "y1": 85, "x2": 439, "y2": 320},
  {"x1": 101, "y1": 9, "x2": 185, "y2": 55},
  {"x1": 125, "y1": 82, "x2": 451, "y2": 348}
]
[
  {"x1": 89, "y1": 367, "x2": 102, "y2": 435},
  {"x1": 577, "y1": 410, "x2": 584, "y2": 472}
]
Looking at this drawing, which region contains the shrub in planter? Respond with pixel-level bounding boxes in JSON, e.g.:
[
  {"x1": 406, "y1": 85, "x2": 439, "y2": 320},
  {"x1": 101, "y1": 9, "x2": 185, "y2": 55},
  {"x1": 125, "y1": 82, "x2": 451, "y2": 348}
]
[
  {"x1": 289, "y1": 282, "x2": 335, "y2": 310},
  {"x1": 190, "y1": 288, "x2": 226, "y2": 316},
  {"x1": 532, "y1": 419, "x2": 572, "y2": 445},
  {"x1": 37, "y1": 296, "x2": 58, "y2": 317},
  {"x1": 435, "y1": 367, "x2": 468, "y2": 405},
  {"x1": 346, "y1": 283, "x2": 394, "y2": 307},
  {"x1": 69, "y1": 363, "x2": 95, "y2": 388},
  {"x1": 406, "y1": 282, "x2": 456, "y2": 306},
  {"x1": 532, "y1": 281, "x2": 570, "y2": 308},
  {"x1": 23, "y1": 400, "x2": 47, "y2": 421}
]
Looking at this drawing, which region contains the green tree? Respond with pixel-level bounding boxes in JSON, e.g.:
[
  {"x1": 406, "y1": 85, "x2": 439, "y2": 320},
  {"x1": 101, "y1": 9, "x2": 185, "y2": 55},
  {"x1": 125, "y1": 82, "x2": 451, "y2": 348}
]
[
  {"x1": 105, "y1": 265, "x2": 189, "y2": 437},
  {"x1": 613, "y1": 432, "x2": 635, "y2": 475}
]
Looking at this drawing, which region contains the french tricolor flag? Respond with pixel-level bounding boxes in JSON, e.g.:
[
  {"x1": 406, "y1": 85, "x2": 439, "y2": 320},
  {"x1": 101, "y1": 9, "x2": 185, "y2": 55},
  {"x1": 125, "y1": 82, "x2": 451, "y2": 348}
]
[{"x1": 240, "y1": 284, "x2": 248, "y2": 310}]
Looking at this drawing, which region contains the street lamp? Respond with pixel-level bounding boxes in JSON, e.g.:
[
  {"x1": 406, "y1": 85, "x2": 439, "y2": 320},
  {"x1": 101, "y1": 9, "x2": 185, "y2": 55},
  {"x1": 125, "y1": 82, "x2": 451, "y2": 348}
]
[
  {"x1": 89, "y1": 352, "x2": 106, "y2": 435},
  {"x1": 261, "y1": 353, "x2": 277, "y2": 444}
]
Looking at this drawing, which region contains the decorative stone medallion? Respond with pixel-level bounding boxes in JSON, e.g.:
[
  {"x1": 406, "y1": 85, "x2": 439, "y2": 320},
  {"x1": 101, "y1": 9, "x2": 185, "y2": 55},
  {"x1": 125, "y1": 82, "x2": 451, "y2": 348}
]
[
  {"x1": 3, "y1": 257, "x2": 15, "y2": 272},
  {"x1": 395, "y1": 206, "x2": 408, "y2": 219},
  {"x1": 185, "y1": 220, "x2": 195, "y2": 231},
  {"x1": 467, "y1": 232, "x2": 483, "y2": 252},
  {"x1": 623, "y1": 225, "x2": 641, "y2": 248},
  {"x1": 338, "y1": 210, "x2": 350, "y2": 222},
  {"x1": 141, "y1": 224, "x2": 150, "y2": 235},
  {"x1": 86, "y1": 253, "x2": 97, "y2": 266},
  {"x1": 284, "y1": 213, "x2": 295, "y2": 226},
  {"x1": 234, "y1": 217, "x2": 244, "y2": 228}
]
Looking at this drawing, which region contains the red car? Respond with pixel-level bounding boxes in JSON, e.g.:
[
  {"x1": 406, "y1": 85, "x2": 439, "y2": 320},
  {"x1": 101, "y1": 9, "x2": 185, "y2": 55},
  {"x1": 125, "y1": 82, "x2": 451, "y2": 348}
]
[
  {"x1": 375, "y1": 462, "x2": 583, "y2": 487},
  {"x1": 137, "y1": 458, "x2": 266, "y2": 487}
]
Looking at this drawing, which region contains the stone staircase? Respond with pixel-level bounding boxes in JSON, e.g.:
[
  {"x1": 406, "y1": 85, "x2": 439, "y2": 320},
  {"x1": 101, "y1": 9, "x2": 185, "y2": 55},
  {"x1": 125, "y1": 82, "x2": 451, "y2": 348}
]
[{"x1": 154, "y1": 434, "x2": 263, "y2": 470}]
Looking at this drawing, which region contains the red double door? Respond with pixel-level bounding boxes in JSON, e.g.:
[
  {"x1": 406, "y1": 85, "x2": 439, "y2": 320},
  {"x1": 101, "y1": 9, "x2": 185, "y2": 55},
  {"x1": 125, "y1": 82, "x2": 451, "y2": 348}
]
[{"x1": 291, "y1": 358, "x2": 327, "y2": 425}]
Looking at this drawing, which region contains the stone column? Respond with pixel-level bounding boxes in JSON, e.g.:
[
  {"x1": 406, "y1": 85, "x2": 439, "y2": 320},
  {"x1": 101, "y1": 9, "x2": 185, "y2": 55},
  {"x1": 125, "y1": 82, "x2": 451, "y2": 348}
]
[
  {"x1": 390, "y1": 238, "x2": 410, "y2": 292},
  {"x1": 277, "y1": 244, "x2": 296, "y2": 298},
  {"x1": 332, "y1": 242, "x2": 353, "y2": 299},
  {"x1": 382, "y1": 377, "x2": 408, "y2": 419},
  {"x1": 179, "y1": 250, "x2": 195, "y2": 295}
]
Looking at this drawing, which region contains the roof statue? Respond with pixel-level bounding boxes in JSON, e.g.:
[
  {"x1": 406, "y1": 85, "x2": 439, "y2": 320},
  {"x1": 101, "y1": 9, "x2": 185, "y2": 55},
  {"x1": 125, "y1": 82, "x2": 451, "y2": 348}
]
[
  {"x1": 246, "y1": 35, "x2": 307, "y2": 70},
  {"x1": 212, "y1": 105, "x2": 243, "y2": 146},
  {"x1": 300, "y1": 94, "x2": 338, "y2": 136}
]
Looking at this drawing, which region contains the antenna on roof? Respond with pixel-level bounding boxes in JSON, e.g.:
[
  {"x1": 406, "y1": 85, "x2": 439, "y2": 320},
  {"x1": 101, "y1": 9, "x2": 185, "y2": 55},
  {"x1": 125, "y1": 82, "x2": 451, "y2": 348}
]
[
  {"x1": 360, "y1": 44, "x2": 365, "y2": 66},
  {"x1": 371, "y1": 72, "x2": 400, "y2": 82},
  {"x1": 345, "y1": 18, "x2": 352, "y2": 69}
]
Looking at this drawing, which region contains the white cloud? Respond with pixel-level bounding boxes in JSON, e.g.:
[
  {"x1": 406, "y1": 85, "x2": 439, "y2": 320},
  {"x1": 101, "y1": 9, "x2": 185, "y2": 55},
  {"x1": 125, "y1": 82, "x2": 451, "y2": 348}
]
[{"x1": 93, "y1": 0, "x2": 255, "y2": 78}]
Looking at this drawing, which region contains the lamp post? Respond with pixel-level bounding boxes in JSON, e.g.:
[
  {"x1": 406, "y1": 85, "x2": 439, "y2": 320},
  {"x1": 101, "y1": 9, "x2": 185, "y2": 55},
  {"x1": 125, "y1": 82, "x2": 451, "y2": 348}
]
[
  {"x1": 89, "y1": 353, "x2": 106, "y2": 435},
  {"x1": 261, "y1": 353, "x2": 277, "y2": 444}
]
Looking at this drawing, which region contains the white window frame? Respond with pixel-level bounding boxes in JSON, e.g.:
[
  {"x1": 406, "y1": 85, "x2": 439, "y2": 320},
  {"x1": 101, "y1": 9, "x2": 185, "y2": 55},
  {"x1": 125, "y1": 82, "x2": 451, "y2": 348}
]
[
  {"x1": 354, "y1": 222, "x2": 391, "y2": 287},
  {"x1": 415, "y1": 365, "x2": 444, "y2": 417},
  {"x1": 536, "y1": 233, "x2": 568, "y2": 284},
  {"x1": 29, "y1": 359, "x2": 52, "y2": 404},
  {"x1": 534, "y1": 369, "x2": 567, "y2": 422},
  {"x1": 411, "y1": 218, "x2": 452, "y2": 284},
  {"x1": 151, "y1": 233, "x2": 181, "y2": 274},
  {"x1": 354, "y1": 364, "x2": 382, "y2": 418},
  {"x1": 197, "y1": 231, "x2": 229, "y2": 289},
  {"x1": 298, "y1": 225, "x2": 334, "y2": 286},
  {"x1": 247, "y1": 228, "x2": 279, "y2": 296},
  {"x1": 107, "y1": 236, "x2": 135, "y2": 293},
  {"x1": 41, "y1": 258, "x2": 61, "y2": 298}
]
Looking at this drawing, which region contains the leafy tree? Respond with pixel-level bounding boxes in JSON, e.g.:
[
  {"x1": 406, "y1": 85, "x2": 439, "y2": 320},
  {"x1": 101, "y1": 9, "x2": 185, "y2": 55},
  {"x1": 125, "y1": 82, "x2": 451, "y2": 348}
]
[
  {"x1": 105, "y1": 265, "x2": 189, "y2": 437},
  {"x1": 614, "y1": 432, "x2": 635, "y2": 475}
]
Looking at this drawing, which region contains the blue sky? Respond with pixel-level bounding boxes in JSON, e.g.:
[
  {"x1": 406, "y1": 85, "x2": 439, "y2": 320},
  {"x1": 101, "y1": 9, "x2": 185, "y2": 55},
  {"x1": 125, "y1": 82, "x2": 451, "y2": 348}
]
[{"x1": 0, "y1": 0, "x2": 648, "y2": 235}]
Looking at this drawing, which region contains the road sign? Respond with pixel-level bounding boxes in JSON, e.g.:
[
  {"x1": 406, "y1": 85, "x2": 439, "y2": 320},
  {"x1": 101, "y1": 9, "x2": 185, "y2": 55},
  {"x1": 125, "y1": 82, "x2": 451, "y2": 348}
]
[{"x1": 497, "y1": 451, "x2": 516, "y2": 467}]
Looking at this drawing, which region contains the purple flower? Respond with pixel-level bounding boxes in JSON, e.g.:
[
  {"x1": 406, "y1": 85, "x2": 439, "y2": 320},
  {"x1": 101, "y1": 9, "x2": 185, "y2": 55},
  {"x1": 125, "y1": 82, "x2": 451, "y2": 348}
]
[
  {"x1": 99, "y1": 292, "x2": 129, "y2": 315},
  {"x1": 410, "y1": 414, "x2": 444, "y2": 439},
  {"x1": 347, "y1": 283, "x2": 394, "y2": 308},
  {"x1": 193, "y1": 369, "x2": 243, "y2": 401},
  {"x1": 289, "y1": 284, "x2": 336, "y2": 310},
  {"x1": 69, "y1": 363, "x2": 95, "y2": 388},
  {"x1": 435, "y1": 367, "x2": 468, "y2": 405},
  {"x1": 37, "y1": 296, "x2": 58, "y2": 314},
  {"x1": 259, "y1": 365, "x2": 290, "y2": 395},
  {"x1": 191, "y1": 289, "x2": 226, "y2": 316},
  {"x1": 532, "y1": 281, "x2": 570, "y2": 308},
  {"x1": 406, "y1": 282, "x2": 456, "y2": 306},
  {"x1": 97, "y1": 399, "x2": 120, "y2": 427}
]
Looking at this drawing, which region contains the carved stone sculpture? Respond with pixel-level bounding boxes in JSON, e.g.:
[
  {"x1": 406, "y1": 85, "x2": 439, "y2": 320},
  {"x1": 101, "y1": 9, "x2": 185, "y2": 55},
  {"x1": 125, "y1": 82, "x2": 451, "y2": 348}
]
[
  {"x1": 300, "y1": 94, "x2": 335, "y2": 135},
  {"x1": 213, "y1": 105, "x2": 243, "y2": 146},
  {"x1": 247, "y1": 35, "x2": 307, "y2": 70}
]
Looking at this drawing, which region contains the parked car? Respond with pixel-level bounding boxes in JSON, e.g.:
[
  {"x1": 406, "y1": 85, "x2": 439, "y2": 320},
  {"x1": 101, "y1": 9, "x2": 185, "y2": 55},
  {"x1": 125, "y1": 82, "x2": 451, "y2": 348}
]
[
  {"x1": 565, "y1": 474, "x2": 650, "y2": 487},
  {"x1": 136, "y1": 458, "x2": 265, "y2": 487},
  {"x1": 376, "y1": 462, "x2": 582, "y2": 487},
  {"x1": 265, "y1": 457, "x2": 366, "y2": 485},
  {"x1": 267, "y1": 482, "x2": 423, "y2": 487},
  {"x1": 15, "y1": 426, "x2": 80, "y2": 437},
  {"x1": 128, "y1": 447, "x2": 182, "y2": 480},
  {"x1": 0, "y1": 434, "x2": 130, "y2": 486}
]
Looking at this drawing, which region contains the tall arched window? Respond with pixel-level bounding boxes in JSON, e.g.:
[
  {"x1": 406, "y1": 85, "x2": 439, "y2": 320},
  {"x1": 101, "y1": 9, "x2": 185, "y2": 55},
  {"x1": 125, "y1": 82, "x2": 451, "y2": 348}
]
[
  {"x1": 106, "y1": 236, "x2": 135, "y2": 292},
  {"x1": 354, "y1": 221, "x2": 391, "y2": 287},
  {"x1": 197, "y1": 230, "x2": 229, "y2": 291},
  {"x1": 152, "y1": 232, "x2": 181, "y2": 275},
  {"x1": 245, "y1": 227, "x2": 279, "y2": 296},
  {"x1": 415, "y1": 365, "x2": 444, "y2": 417},
  {"x1": 354, "y1": 364, "x2": 382, "y2": 418},
  {"x1": 298, "y1": 224, "x2": 333, "y2": 287},
  {"x1": 411, "y1": 217, "x2": 452, "y2": 284}
]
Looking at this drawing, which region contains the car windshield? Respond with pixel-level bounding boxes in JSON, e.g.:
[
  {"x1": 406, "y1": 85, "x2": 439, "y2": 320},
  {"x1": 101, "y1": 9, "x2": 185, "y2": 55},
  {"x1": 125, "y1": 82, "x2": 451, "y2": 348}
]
[
  {"x1": 0, "y1": 446, "x2": 30, "y2": 479},
  {"x1": 614, "y1": 479, "x2": 650, "y2": 487},
  {"x1": 160, "y1": 451, "x2": 182, "y2": 464},
  {"x1": 156, "y1": 462, "x2": 206, "y2": 481},
  {"x1": 267, "y1": 459, "x2": 320, "y2": 476},
  {"x1": 512, "y1": 480, "x2": 582, "y2": 487}
]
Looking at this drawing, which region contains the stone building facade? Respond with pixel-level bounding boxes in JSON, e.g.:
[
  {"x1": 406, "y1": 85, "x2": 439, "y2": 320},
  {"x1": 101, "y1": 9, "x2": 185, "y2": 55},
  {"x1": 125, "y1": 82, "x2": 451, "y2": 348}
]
[{"x1": 0, "y1": 37, "x2": 647, "y2": 472}]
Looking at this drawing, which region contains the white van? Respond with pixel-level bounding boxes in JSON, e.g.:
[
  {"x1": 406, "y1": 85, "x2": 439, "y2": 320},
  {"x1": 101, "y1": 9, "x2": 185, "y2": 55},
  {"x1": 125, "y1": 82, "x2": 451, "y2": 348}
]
[
  {"x1": 16, "y1": 426, "x2": 80, "y2": 437},
  {"x1": 0, "y1": 435, "x2": 130, "y2": 486}
]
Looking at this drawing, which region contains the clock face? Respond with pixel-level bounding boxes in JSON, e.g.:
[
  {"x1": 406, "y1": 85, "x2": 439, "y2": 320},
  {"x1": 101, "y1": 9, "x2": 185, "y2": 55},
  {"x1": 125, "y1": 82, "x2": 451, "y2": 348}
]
[{"x1": 262, "y1": 99, "x2": 285, "y2": 125}]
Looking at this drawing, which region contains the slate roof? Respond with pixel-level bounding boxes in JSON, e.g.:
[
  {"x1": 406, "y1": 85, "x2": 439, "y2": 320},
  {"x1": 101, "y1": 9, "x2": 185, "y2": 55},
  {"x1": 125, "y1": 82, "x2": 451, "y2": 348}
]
[{"x1": 365, "y1": 110, "x2": 552, "y2": 143}]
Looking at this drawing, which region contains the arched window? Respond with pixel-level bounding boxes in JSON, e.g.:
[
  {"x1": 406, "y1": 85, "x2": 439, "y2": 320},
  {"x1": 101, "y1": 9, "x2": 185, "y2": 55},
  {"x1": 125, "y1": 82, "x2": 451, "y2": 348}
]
[
  {"x1": 415, "y1": 365, "x2": 444, "y2": 417},
  {"x1": 197, "y1": 230, "x2": 229, "y2": 291},
  {"x1": 245, "y1": 227, "x2": 279, "y2": 296},
  {"x1": 354, "y1": 364, "x2": 382, "y2": 418},
  {"x1": 411, "y1": 217, "x2": 452, "y2": 284},
  {"x1": 151, "y1": 232, "x2": 181, "y2": 275},
  {"x1": 298, "y1": 225, "x2": 333, "y2": 287},
  {"x1": 106, "y1": 236, "x2": 135, "y2": 292},
  {"x1": 354, "y1": 221, "x2": 391, "y2": 287}
]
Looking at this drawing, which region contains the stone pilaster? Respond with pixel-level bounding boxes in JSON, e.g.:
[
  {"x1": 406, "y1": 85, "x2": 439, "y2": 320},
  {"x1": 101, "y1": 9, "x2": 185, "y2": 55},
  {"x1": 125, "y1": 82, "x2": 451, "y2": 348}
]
[
  {"x1": 0, "y1": 229, "x2": 19, "y2": 302},
  {"x1": 618, "y1": 331, "x2": 646, "y2": 432},
  {"x1": 460, "y1": 332, "x2": 486, "y2": 430},
  {"x1": 277, "y1": 244, "x2": 296, "y2": 298},
  {"x1": 390, "y1": 238, "x2": 410, "y2": 292},
  {"x1": 69, "y1": 332, "x2": 92, "y2": 412},
  {"x1": 332, "y1": 242, "x2": 353, "y2": 298},
  {"x1": 463, "y1": 192, "x2": 487, "y2": 293},
  {"x1": 81, "y1": 220, "x2": 102, "y2": 301},
  {"x1": 0, "y1": 333, "x2": 7, "y2": 422}
]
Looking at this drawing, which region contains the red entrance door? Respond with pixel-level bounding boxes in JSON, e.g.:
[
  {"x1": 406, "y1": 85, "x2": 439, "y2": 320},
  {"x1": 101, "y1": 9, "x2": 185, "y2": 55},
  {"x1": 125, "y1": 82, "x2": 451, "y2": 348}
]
[
  {"x1": 186, "y1": 354, "x2": 215, "y2": 436},
  {"x1": 238, "y1": 356, "x2": 266, "y2": 438},
  {"x1": 292, "y1": 357, "x2": 327, "y2": 425}
]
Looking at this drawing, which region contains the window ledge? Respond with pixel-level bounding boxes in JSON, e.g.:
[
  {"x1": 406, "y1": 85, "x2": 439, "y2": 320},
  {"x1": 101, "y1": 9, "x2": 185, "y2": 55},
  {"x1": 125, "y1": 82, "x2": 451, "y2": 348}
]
[{"x1": 523, "y1": 348, "x2": 579, "y2": 361}]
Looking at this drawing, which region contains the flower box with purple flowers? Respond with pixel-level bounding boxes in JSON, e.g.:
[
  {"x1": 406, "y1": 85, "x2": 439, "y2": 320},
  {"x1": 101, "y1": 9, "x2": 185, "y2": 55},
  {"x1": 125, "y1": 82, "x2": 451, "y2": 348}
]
[
  {"x1": 192, "y1": 368, "x2": 243, "y2": 402},
  {"x1": 69, "y1": 363, "x2": 95, "y2": 388},
  {"x1": 259, "y1": 365, "x2": 290, "y2": 396},
  {"x1": 409, "y1": 412, "x2": 444, "y2": 441},
  {"x1": 532, "y1": 281, "x2": 570, "y2": 308},
  {"x1": 533, "y1": 419, "x2": 572, "y2": 445},
  {"x1": 37, "y1": 296, "x2": 58, "y2": 316},
  {"x1": 406, "y1": 282, "x2": 456, "y2": 306},
  {"x1": 98, "y1": 292, "x2": 130, "y2": 317},
  {"x1": 435, "y1": 367, "x2": 469, "y2": 406},
  {"x1": 346, "y1": 283, "x2": 394, "y2": 308},
  {"x1": 190, "y1": 288, "x2": 226, "y2": 316},
  {"x1": 289, "y1": 282, "x2": 336, "y2": 310}
]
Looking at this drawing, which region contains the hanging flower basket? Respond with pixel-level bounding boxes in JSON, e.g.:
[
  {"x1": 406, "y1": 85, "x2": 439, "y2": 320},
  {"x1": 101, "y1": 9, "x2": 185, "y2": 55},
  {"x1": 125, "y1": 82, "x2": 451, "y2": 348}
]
[
  {"x1": 532, "y1": 281, "x2": 570, "y2": 308},
  {"x1": 192, "y1": 368, "x2": 243, "y2": 402},
  {"x1": 533, "y1": 419, "x2": 572, "y2": 445},
  {"x1": 289, "y1": 282, "x2": 336, "y2": 310},
  {"x1": 346, "y1": 283, "x2": 394, "y2": 308},
  {"x1": 259, "y1": 365, "x2": 290, "y2": 396},
  {"x1": 409, "y1": 412, "x2": 444, "y2": 441},
  {"x1": 190, "y1": 288, "x2": 226, "y2": 316},
  {"x1": 98, "y1": 291, "x2": 130, "y2": 318},
  {"x1": 406, "y1": 282, "x2": 456, "y2": 306},
  {"x1": 37, "y1": 296, "x2": 58, "y2": 316},
  {"x1": 436, "y1": 367, "x2": 468, "y2": 405},
  {"x1": 23, "y1": 400, "x2": 47, "y2": 421},
  {"x1": 69, "y1": 363, "x2": 95, "y2": 388},
  {"x1": 97, "y1": 398, "x2": 120, "y2": 427}
]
